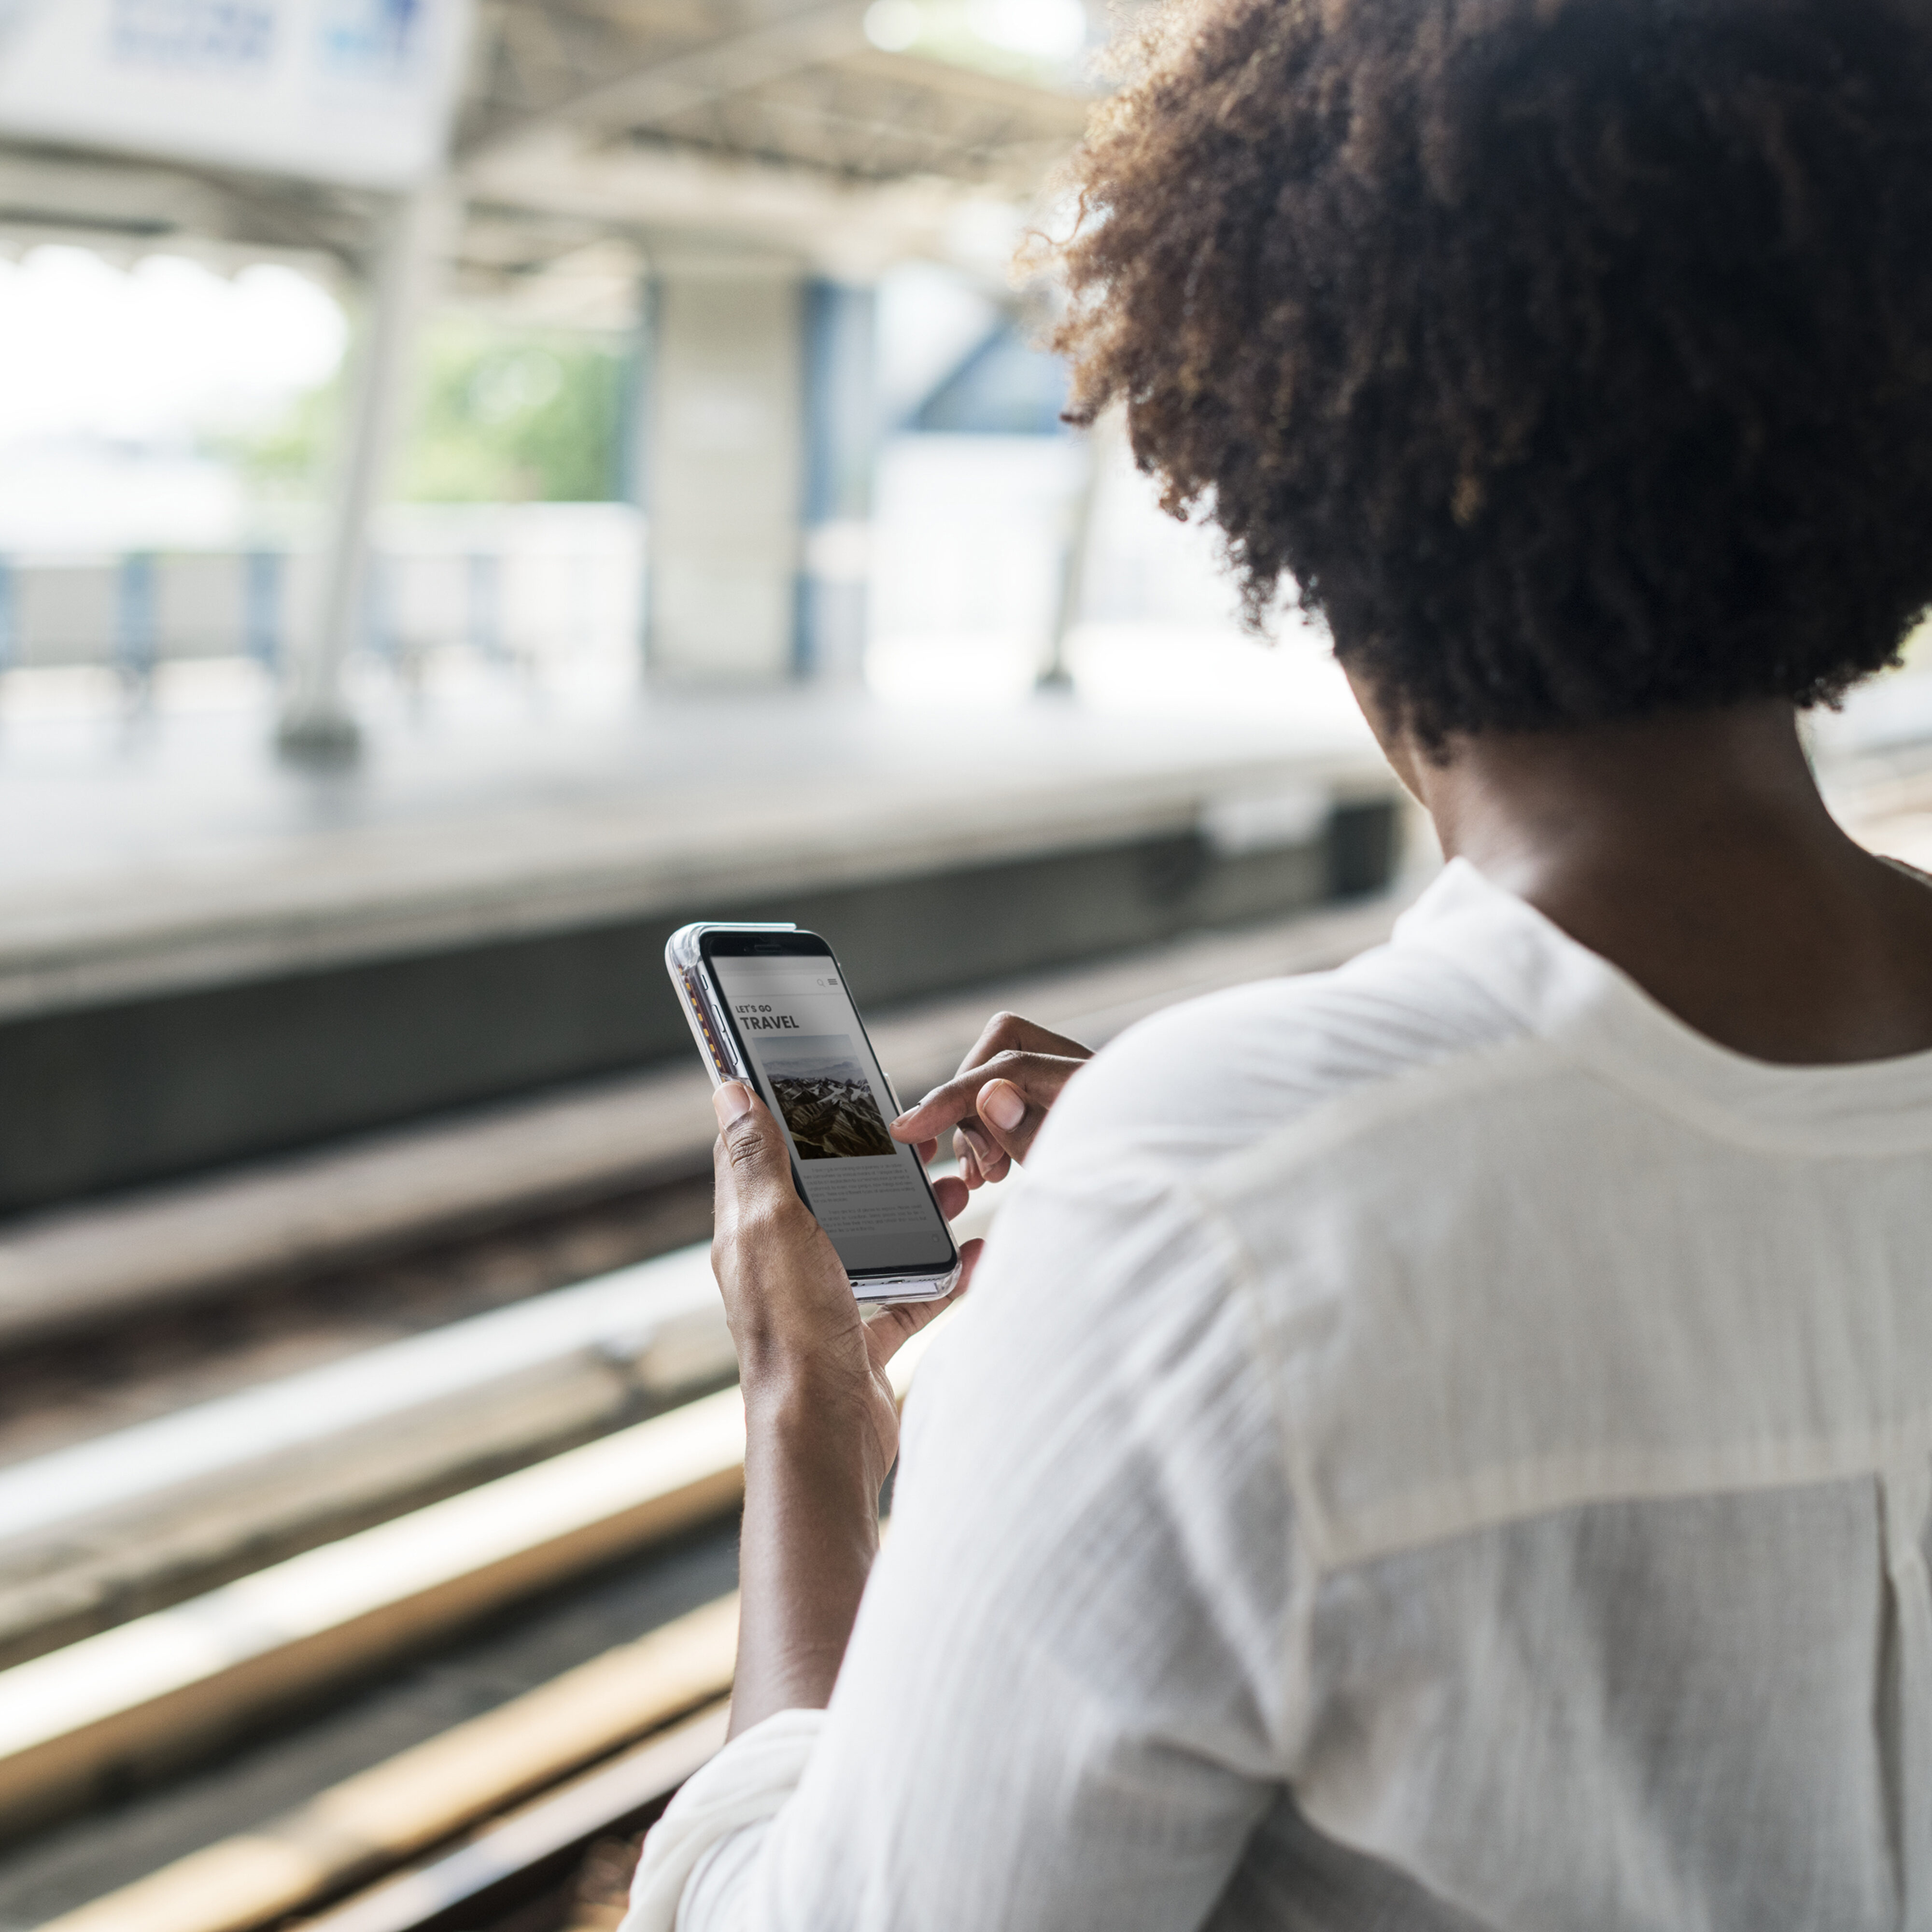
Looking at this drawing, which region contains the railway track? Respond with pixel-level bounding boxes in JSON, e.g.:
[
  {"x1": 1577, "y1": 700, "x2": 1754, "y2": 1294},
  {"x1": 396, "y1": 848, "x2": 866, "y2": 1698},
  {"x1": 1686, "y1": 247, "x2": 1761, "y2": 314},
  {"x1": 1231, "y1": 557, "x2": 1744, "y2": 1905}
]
[{"x1": 0, "y1": 894, "x2": 1415, "y2": 1932}]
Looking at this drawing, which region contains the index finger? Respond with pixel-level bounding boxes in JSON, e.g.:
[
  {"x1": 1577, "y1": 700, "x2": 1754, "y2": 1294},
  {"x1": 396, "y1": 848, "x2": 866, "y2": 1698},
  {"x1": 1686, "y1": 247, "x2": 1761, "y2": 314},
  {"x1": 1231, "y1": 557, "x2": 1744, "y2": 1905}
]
[
  {"x1": 889, "y1": 1051, "x2": 1089, "y2": 1143},
  {"x1": 890, "y1": 1012, "x2": 1090, "y2": 1144}
]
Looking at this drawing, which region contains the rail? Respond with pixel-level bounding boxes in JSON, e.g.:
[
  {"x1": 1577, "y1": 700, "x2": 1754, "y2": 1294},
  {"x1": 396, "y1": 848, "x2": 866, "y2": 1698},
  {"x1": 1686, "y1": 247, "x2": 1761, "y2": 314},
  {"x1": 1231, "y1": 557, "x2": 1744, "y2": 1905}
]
[
  {"x1": 23, "y1": 1321, "x2": 952, "y2": 1932},
  {"x1": 0, "y1": 1242, "x2": 737, "y2": 1670},
  {"x1": 40, "y1": 1610, "x2": 737, "y2": 1932}
]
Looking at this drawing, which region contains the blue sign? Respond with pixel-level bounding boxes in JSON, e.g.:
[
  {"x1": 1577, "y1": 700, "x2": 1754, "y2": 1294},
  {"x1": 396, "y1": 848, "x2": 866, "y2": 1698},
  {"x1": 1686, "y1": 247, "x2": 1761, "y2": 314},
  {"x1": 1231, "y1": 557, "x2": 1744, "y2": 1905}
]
[
  {"x1": 316, "y1": 0, "x2": 423, "y2": 81},
  {"x1": 112, "y1": 0, "x2": 276, "y2": 70},
  {"x1": 0, "y1": 0, "x2": 471, "y2": 187}
]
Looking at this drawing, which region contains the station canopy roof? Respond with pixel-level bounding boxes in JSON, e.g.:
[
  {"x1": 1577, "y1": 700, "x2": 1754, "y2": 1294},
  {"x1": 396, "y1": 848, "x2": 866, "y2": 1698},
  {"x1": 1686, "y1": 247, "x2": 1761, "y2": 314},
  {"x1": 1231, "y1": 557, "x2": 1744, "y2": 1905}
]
[{"x1": 0, "y1": 1, "x2": 1105, "y2": 320}]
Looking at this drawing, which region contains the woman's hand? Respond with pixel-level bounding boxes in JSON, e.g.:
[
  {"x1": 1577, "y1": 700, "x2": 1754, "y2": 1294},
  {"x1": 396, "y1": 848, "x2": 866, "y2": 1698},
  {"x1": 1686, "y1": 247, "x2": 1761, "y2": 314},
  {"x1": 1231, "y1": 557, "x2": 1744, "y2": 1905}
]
[
  {"x1": 711, "y1": 1080, "x2": 975, "y2": 1483},
  {"x1": 709, "y1": 1080, "x2": 980, "y2": 1735},
  {"x1": 891, "y1": 1012, "x2": 1093, "y2": 1188}
]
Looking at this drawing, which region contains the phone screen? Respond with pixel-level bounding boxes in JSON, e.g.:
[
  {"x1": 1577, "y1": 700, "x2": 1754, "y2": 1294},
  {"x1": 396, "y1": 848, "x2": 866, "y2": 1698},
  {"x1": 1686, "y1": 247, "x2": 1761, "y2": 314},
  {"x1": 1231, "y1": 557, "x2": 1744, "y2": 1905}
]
[{"x1": 708, "y1": 951, "x2": 957, "y2": 1277}]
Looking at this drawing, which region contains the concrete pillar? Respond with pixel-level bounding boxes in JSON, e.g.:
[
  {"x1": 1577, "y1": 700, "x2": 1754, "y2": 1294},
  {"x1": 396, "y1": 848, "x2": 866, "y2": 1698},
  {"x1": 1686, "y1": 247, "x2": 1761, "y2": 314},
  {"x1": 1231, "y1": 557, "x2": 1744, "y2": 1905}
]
[
  {"x1": 279, "y1": 181, "x2": 454, "y2": 758},
  {"x1": 799, "y1": 279, "x2": 877, "y2": 684},
  {"x1": 642, "y1": 255, "x2": 804, "y2": 685},
  {"x1": 637, "y1": 256, "x2": 877, "y2": 685}
]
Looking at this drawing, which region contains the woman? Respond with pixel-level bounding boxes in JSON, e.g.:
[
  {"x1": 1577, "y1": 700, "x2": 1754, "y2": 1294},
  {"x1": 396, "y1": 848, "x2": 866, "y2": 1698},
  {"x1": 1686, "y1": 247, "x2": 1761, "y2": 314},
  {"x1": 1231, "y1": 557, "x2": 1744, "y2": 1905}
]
[{"x1": 626, "y1": 0, "x2": 1932, "y2": 1924}]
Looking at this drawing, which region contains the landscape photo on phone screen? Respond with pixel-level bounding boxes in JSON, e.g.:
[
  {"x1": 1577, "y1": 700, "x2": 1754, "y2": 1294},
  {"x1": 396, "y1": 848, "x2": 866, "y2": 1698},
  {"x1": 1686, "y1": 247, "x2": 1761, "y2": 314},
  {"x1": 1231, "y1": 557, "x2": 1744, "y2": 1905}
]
[{"x1": 758, "y1": 1035, "x2": 897, "y2": 1159}]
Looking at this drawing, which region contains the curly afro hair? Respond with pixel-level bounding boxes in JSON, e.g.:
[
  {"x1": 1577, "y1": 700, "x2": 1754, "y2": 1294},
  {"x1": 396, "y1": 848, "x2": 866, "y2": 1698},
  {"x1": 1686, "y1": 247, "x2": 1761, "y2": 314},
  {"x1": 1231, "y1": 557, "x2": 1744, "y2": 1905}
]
[{"x1": 1049, "y1": 0, "x2": 1932, "y2": 743}]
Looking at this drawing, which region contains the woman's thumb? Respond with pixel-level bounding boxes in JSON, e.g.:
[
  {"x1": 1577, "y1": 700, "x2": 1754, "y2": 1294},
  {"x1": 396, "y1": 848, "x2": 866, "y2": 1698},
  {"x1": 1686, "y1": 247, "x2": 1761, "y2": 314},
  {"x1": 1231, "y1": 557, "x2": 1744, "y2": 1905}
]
[{"x1": 713, "y1": 1082, "x2": 788, "y2": 1185}]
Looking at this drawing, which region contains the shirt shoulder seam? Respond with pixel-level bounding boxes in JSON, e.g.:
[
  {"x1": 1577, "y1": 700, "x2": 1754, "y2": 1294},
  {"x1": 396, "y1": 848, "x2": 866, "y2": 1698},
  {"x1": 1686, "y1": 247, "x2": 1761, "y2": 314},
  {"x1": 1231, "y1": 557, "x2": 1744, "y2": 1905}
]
[{"x1": 1185, "y1": 1032, "x2": 1560, "y2": 1219}]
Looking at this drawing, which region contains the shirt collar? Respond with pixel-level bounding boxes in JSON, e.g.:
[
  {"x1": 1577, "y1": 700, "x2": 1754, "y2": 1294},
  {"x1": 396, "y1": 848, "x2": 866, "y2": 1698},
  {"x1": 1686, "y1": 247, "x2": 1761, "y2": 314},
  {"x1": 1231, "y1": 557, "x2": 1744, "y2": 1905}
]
[{"x1": 1389, "y1": 858, "x2": 1932, "y2": 1149}]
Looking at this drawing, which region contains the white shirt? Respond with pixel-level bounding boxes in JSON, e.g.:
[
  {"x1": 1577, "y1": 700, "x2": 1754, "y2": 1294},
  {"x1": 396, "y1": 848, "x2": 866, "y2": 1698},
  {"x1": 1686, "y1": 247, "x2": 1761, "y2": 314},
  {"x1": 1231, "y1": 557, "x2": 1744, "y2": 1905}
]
[{"x1": 624, "y1": 860, "x2": 1932, "y2": 1932}]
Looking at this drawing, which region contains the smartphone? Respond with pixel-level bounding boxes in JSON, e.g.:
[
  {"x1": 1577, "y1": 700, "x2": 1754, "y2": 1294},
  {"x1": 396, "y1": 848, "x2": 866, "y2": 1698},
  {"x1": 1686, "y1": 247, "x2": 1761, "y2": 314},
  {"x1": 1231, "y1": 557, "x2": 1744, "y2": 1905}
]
[{"x1": 666, "y1": 923, "x2": 962, "y2": 1304}]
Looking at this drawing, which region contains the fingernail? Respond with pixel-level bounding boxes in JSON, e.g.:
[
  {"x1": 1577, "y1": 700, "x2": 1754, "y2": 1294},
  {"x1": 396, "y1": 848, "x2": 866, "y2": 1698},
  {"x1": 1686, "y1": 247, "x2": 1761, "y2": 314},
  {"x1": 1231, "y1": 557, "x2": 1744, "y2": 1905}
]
[
  {"x1": 980, "y1": 1082, "x2": 1025, "y2": 1132},
  {"x1": 960, "y1": 1124, "x2": 993, "y2": 1168},
  {"x1": 713, "y1": 1082, "x2": 753, "y2": 1126}
]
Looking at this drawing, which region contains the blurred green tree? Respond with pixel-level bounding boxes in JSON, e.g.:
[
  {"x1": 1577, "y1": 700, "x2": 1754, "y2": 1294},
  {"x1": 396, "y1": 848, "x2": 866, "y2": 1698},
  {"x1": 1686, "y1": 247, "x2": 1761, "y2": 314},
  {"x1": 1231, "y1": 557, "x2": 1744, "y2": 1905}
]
[
  {"x1": 221, "y1": 317, "x2": 629, "y2": 505},
  {"x1": 400, "y1": 321, "x2": 628, "y2": 503}
]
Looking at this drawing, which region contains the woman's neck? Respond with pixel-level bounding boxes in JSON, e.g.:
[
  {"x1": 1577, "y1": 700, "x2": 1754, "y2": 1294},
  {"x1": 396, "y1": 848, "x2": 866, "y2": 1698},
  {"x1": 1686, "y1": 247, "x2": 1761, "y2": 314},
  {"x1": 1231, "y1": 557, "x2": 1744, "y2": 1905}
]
[{"x1": 1410, "y1": 703, "x2": 1932, "y2": 1065}]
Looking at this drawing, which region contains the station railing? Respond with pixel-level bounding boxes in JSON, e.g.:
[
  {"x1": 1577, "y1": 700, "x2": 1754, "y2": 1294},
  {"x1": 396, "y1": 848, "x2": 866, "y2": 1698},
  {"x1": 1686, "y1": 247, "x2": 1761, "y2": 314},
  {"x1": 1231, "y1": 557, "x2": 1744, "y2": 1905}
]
[{"x1": 0, "y1": 504, "x2": 645, "y2": 692}]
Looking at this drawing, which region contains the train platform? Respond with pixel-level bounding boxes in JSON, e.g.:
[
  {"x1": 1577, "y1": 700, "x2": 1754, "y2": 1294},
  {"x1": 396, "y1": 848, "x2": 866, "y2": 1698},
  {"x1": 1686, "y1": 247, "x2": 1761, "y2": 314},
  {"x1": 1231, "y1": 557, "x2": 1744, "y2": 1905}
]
[{"x1": 0, "y1": 640, "x2": 1406, "y2": 1215}]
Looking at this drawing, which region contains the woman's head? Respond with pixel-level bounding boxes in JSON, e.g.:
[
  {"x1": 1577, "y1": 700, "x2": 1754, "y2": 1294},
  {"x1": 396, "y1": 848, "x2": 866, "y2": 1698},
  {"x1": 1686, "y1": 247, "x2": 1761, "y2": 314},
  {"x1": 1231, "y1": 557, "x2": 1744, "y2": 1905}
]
[{"x1": 1050, "y1": 0, "x2": 1932, "y2": 747}]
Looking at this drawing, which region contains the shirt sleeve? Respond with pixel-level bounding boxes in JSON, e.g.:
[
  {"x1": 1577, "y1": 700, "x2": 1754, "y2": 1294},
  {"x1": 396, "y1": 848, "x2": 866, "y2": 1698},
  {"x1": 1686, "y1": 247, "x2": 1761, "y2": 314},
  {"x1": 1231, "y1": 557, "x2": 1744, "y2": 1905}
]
[{"x1": 623, "y1": 1157, "x2": 1303, "y2": 1932}]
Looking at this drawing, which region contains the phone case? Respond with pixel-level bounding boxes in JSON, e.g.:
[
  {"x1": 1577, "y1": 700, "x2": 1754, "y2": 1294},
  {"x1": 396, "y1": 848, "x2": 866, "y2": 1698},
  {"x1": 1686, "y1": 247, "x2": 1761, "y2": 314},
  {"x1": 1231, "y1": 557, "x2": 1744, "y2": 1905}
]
[
  {"x1": 665, "y1": 922, "x2": 795, "y2": 1090},
  {"x1": 664, "y1": 924, "x2": 961, "y2": 1307}
]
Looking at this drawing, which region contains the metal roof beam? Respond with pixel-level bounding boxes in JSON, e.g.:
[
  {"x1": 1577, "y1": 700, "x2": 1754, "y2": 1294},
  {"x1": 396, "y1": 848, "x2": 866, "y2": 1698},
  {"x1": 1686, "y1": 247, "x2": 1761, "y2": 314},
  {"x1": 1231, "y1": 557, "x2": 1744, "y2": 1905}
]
[{"x1": 463, "y1": 1, "x2": 874, "y2": 167}]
